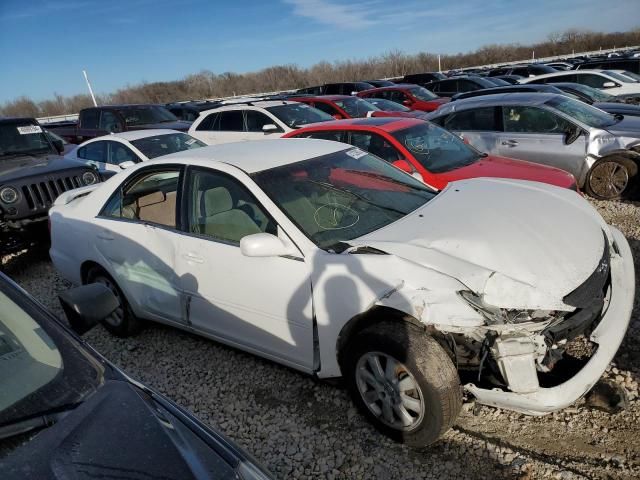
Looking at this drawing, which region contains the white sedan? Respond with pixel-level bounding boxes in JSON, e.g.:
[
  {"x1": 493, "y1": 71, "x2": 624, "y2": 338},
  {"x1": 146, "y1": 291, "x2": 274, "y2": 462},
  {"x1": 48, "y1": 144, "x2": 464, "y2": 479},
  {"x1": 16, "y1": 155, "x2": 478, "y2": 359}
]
[
  {"x1": 65, "y1": 129, "x2": 206, "y2": 176},
  {"x1": 49, "y1": 139, "x2": 634, "y2": 446}
]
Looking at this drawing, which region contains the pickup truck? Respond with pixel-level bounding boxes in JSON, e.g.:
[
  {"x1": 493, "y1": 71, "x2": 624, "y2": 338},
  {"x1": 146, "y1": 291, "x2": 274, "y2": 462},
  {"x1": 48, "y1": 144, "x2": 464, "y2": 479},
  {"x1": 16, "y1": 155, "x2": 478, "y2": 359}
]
[
  {"x1": 0, "y1": 117, "x2": 102, "y2": 254},
  {"x1": 47, "y1": 104, "x2": 192, "y2": 145}
]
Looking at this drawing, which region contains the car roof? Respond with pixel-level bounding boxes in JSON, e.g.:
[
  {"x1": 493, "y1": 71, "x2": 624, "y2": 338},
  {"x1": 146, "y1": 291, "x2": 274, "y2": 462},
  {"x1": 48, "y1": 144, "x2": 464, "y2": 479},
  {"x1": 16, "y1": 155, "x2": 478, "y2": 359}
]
[
  {"x1": 102, "y1": 129, "x2": 183, "y2": 141},
  {"x1": 199, "y1": 100, "x2": 299, "y2": 113},
  {"x1": 156, "y1": 138, "x2": 350, "y2": 173},
  {"x1": 435, "y1": 92, "x2": 562, "y2": 114},
  {"x1": 522, "y1": 70, "x2": 610, "y2": 81}
]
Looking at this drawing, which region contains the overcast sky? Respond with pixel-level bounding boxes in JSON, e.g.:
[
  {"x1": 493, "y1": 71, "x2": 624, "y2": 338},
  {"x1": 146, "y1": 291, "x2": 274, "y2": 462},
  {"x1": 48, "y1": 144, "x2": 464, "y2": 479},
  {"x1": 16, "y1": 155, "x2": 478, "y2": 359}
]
[{"x1": 0, "y1": 0, "x2": 638, "y2": 102}]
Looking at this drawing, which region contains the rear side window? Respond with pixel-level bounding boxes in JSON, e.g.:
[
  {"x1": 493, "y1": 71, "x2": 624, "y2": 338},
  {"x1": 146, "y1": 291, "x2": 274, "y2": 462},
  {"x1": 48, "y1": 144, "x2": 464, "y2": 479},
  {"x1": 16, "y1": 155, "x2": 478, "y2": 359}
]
[
  {"x1": 324, "y1": 84, "x2": 342, "y2": 94},
  {"x1": 78, "y1": 141, "x2": 107, "y2": 161},
  {"x1": 456, "y1": 80, "x2": 480, "y2": 93},
  {"x1": 443, "y1": 107, "x2": 499, "y2": 131},
  {"x1": 196, "y1": 112, "x2": 218, "y2": 131},
  {"x1": 80, "y1": 109, "x2": 100, "y2": 129},
  {"x1": 218, "y1": 111, "x2": 244, "y2": 131},
  {"x1": 107, "y1": 141, "x2": 139, "y2": 165}
]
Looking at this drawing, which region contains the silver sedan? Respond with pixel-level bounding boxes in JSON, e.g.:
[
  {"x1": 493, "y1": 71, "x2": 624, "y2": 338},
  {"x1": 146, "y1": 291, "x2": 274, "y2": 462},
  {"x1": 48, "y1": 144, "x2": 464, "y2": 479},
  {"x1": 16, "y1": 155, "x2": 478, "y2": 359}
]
[{"x1": 427, "y1": 93, "x2": 640, "y2": 199}]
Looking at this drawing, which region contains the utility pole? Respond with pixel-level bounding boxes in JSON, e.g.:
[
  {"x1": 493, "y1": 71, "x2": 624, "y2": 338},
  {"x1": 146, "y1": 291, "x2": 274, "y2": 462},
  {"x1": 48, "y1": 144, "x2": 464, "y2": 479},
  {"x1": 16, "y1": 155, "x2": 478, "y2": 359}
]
[{"x1": 83, "y1": 70, "x2": 98, "y2": 107}]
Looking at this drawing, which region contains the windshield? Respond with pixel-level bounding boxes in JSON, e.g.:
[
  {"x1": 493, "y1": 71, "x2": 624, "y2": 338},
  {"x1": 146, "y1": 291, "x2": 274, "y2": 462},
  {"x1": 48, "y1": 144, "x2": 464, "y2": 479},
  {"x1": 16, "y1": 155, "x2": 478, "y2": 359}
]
[
  {"x1": 116, "y1": 106, "x2": 179, "y2": 126},
  {"x1": 546, "y1": 96, "x2": 617, "y2": 128},
  {"x1": 0, "y1": 284, "x2": 104, "y2": 448},
  {"x1": 409, "y1": 87, "x2": 438, "y2": 101},
  {"x1": 367, "y1": 98, "x2": 411, "y2": 112},
  {"x1": 616, "y1": 70, "x2": 640, "y2": 82},
  {"x1": 602, "y1": 71, "x2": 638, "y2": 83},
  {"x1": 391, "y1": 122, "x2": 481, "y2": 173},
  {"x1": 333, "y1": 97, "x2": 380, "y2": 118},
  {"x1": 131, "y1": 132, "x2": 206, "y2": 159},
  {"x1": 0, "y1": 121, "x2": 56, "y2": 158},
  {"x1": 252, "y1": 149, "x2": 435, "y2": 250},
  {"x1": 266, "y1": 103, "x2": 333, "y2": 128},
  {"x1": 562, "y1": 83, "x2": 616, "y2": 102}
]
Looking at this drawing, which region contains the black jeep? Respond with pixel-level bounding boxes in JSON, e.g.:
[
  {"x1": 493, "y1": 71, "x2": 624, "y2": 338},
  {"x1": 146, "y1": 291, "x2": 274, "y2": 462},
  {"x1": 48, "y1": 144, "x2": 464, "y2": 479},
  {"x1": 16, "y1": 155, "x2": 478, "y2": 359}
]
[{"x1": 0, "y1": 118, "x2": 101, "y2": 255}]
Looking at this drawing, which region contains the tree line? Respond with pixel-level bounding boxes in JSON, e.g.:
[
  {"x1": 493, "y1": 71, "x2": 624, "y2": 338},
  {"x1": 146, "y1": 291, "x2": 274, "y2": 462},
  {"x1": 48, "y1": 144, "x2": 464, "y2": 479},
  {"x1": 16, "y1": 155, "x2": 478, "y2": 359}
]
[{"x1": 3, "y1": 27, "x2": 639, "y2": 118}]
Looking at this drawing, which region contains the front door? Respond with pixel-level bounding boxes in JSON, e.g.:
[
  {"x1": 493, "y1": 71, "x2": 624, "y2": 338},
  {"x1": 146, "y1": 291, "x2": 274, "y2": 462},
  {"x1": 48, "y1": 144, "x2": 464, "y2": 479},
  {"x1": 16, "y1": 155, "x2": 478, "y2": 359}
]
[
  {"x1": 176, "y1": 166, "x2": 315, "y2": 371},
  {"x1": 495, "y1": 105, "x2": 587, "y2": 176},
  {"x1": 94, "y1": 167, "x2": 184, "y2": 324}
]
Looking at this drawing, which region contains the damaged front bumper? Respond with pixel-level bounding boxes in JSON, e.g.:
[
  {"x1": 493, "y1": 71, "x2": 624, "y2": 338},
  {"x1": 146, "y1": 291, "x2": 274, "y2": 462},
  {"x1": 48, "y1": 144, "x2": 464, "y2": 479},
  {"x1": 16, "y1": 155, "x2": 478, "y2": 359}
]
[{"x1": 465, "y1": 227, "x2": 635, "y2": 415}]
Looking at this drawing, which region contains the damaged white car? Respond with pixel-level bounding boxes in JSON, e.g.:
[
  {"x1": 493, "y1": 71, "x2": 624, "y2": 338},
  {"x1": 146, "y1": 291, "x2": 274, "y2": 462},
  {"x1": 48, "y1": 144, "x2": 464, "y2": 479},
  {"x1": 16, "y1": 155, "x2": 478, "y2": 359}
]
[{"x1": 48, "y1": 139, "x2": 635, "y2": 446}]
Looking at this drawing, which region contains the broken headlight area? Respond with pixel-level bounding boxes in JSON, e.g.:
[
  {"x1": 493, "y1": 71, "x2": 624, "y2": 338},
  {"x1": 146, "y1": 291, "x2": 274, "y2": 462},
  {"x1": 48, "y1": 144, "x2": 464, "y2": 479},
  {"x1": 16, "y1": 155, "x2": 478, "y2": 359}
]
[{"x1": 457, "y1": 290, "x2": 567, "y2": 326}]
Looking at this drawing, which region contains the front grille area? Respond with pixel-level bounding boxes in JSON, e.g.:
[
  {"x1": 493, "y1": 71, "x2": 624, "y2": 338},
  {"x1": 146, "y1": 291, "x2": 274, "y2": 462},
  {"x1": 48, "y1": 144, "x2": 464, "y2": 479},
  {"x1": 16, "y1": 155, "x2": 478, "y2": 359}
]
[{"x1": 19, "y1": 174, "x2": 83, "y2": 211}]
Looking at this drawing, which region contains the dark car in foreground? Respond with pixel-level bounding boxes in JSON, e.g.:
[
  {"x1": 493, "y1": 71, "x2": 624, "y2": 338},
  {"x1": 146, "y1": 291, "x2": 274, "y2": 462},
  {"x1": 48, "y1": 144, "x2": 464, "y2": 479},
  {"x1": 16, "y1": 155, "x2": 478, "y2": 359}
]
[
  {"x1": 0, "y1": 272, "x2": 273, "y2": 479},
  {"x1": 0, "y1": 118, "x2": 101, "y2": 254},
  {"x1": 47, "y1": 105, "x2": 192, "y2": 144}
]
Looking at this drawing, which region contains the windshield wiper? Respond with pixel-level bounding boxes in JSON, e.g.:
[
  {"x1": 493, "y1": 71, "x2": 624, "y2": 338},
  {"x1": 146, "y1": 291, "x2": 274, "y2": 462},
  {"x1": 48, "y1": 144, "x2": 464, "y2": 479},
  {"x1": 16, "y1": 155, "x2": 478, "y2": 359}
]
[{"x1": 0, "y1": 403, "x2": 80, "y2": 440}]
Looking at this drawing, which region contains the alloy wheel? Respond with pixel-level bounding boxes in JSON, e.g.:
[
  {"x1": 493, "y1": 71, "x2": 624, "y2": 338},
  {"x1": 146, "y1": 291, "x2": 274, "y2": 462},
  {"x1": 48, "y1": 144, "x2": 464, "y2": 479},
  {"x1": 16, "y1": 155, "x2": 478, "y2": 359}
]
[{"x1": 589, "y1": 161, "x2": 629, "y2": 199}]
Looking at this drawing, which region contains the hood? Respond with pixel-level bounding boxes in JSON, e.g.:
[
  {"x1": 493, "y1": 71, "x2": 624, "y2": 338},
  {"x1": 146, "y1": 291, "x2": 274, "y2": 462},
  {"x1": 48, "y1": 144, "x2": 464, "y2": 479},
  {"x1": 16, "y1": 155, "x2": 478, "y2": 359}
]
[
  {"x1": 603, "y1": 115, "x2": 640, "y2": 137},
  {"x1": 436, "y1": 155, "x2": 576, "y2": 190},
  {"x1": 371, "y1": 111, "x2": 425, "y2": 119},
  {"x1": 0, "y1": 154, "x2": 90, "y2": 183},
  {"x1": 135, "y1": 120, "x2": 192, "y2": 132},
  {"x1": 355, "y1": 178, "x2": 607, "y2": 310},
  {"x1": 0, "y1": 380, "x2": 269, "y2": 480},
  {"x1": 594, "y1": 102, "x2": 640, "y2": 117}
]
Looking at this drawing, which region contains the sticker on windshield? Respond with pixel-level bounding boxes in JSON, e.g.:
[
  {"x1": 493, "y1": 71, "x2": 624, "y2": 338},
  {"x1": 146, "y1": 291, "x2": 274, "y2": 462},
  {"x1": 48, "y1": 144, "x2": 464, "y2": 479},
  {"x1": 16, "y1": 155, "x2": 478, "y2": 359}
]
[
  {"x1": 17, "y1": 125, "x2": 43, "y2": 135},
  {"x1": 346, "y1": 148, "x2": 367, "y2": 159}
]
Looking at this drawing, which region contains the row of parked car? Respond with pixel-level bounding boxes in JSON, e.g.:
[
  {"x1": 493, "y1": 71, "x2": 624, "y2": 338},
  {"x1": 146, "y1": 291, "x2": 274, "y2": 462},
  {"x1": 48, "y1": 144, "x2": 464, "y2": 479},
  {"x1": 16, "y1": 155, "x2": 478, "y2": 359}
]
[{"x1": 1, "y1": 52, "x2": 638, "y2": 475}]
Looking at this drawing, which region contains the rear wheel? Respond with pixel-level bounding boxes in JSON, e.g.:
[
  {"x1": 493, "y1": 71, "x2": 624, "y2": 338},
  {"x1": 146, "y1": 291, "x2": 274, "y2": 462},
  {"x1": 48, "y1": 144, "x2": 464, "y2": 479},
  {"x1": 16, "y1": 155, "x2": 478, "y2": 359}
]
[
  {"x1": 86, "y1": 266, "x2": 141, "y2": 337},
  {"x1": 585, "y1": 158, "x2": 633, "y2": 200},
  {"x1": 343, "y1": 321, "x2": 462, "y2": 446}
]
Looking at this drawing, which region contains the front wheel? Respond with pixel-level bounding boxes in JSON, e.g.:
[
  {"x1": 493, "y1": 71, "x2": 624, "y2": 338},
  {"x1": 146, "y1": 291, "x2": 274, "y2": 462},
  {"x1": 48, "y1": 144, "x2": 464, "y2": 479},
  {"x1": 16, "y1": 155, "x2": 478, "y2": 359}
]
[
  {"x1": 585, "y1": 158, "x2": 633, "y2": 200},
  {"x1": 343, "y1": 321, "x2": 462, "y2": 447},
  {"x1": 86, "y1": 267, "x2": 141, "y2": 337}
]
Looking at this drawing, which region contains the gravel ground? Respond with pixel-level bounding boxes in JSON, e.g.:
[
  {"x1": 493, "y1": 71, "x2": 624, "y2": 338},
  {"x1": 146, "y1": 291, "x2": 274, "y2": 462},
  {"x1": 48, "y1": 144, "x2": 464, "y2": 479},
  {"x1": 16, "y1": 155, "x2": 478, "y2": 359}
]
[{"x1": 2, "y1": 197, "x2": 639, "y2": 480}]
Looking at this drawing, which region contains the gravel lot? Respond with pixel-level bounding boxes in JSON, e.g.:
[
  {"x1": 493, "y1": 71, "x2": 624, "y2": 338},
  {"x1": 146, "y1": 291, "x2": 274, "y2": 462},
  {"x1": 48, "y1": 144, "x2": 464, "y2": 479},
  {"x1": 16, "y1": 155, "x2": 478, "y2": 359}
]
[{"x1": 2, "y1": 197, "x2": 639, "y2": 480}]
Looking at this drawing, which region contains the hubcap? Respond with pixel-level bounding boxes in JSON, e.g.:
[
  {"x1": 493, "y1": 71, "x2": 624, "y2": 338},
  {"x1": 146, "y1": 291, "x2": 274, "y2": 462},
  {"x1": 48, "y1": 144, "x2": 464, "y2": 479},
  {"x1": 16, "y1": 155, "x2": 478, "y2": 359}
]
[
  {"x1": 94, "y1": 276, "x2": 124, "y2": 327},
  {"x1": 355, "y1": 352, "x2": 425, "y2": 431},
  {"x1": 589, "y1": 161, "x2": 629, "y2": 199}
]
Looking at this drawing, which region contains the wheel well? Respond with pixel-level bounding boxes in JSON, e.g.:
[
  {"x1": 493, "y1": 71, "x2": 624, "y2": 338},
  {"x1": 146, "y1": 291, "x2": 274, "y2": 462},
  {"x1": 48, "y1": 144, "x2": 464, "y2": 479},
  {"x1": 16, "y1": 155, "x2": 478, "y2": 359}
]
[
  {"x1": 336, "y1": 306, "x2": 425, "y2": 372},
  {"x1": 593, "y1": 154, "x2": 639, "y2": 178},
  {"x1": 80, "y1": 260, "x2": 106, "y2": 284}
]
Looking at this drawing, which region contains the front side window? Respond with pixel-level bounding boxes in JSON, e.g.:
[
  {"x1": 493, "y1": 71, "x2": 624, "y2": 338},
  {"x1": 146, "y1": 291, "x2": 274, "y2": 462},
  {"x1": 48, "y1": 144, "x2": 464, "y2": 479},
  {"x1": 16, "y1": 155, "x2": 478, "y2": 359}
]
[
  {"x1": 456, "y1": 80, "x2": 480, "y2": 93},
  {"x1": 348, "y1": 132, "x2": 401, "y2": 163},
  {"x1": 312, "y1": 102, "x2": 340, "y2": 116},
  {"x1": 80, "y1": 109, "x2": 100, "y2": 129},
  {"x1": 107, "y1": 142, "x2": 139, "y2": 165},
  {"x1": 78, "y1": 141, "x2": 107, "y2": 162},
  {"x1": 391, "y1": 122, "x2": 481, "y2": 173},
  {"x1": 186, "y1": 168, "x2": 275, "y2": 244},
  {"x1": 408, "y1": 87, "x2": 438, "y2": 101},
  {"x1": 99, "y1": 111, "x2": 122, "y2": 133},
  {"x1": 101, "y1": 169, "x2": 181, "y2": 228},
  {"x1": 115, "y1": 106, "x2": 178, "y2": 126},
  {"x1": 577, "y1": 74, "x2": 612, "y2": 89},
  {"x1": 266, "y1": 103, "x2": 333, "y2": 129},
  {"x1": 252, "y1": 149, "x2": 435, "y2": 251},
  {"x1": 502, "y1": 106, "x2": 573, "y2": 134},
  {"x1": 443, "y1": 107, "x2": 498, "y2": 131},
  {"x1": 245, "y1": 110, "x2": 277, "y2": 132},
  {"x1": 131, "y1": 133, "x2": 206, "y2": 159}
]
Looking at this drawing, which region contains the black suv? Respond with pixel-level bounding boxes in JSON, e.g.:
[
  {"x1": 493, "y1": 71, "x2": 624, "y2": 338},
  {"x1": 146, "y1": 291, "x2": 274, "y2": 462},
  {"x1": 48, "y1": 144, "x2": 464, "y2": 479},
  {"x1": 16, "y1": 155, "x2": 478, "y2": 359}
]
[{"x1": 0, "y1": 117, "x2": 101, "y2": 254}]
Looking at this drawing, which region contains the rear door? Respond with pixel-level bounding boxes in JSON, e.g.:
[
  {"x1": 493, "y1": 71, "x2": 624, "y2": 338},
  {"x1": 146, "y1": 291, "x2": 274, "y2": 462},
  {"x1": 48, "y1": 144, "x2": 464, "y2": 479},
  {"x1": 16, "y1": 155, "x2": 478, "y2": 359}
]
[
  {"x1": 495, "y1": 105, "x2": 586, "y2": 176},
  {"x1": 440, "y1": 106, "x2": 502, "y2": 153},
  {"x1": 190, "y1": 110, "x2": 246, "y2": 144}
]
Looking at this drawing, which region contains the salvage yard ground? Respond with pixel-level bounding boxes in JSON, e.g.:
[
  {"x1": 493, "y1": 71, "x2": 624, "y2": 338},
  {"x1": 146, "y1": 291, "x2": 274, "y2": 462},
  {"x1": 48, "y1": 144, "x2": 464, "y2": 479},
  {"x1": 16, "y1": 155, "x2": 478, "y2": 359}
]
[{"x1": 2, "y1": 197, "x2": 639, "y2": 480}]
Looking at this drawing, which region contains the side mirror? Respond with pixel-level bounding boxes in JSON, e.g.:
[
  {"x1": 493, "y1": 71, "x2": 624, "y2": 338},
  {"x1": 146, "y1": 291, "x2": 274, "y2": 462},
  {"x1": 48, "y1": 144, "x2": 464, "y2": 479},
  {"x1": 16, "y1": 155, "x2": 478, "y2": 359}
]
[
  {"x1": 602, "y1": 81, "x2": 616, "y2": 88},
  {"x1": 262, "y1": 124, "x2": 279, "y2": 133},
  {"x1": 119, "y1": 161, "x2": 135, "y2": 169},
  {"x1": 392, "y1": 159, "x2": 413, "y2": 173},
  {"x1": 332, "y1": 114, "x2": 343, "y2": 120},
  {"x1": 402, "y1": 99, "x2": 413, "y2": 107},
  {"x1": 52, "y1": 138, "x2": 64, "y2": 154},
  {"x1": 564, "y1": 127, "x2": 582, "y2": 145},
  {"x1": 58, "y1": 283, "x2": 119, "y2": 335},
  {"x1": 240, "y1": 233, "x2": 297, "y2": 258}
]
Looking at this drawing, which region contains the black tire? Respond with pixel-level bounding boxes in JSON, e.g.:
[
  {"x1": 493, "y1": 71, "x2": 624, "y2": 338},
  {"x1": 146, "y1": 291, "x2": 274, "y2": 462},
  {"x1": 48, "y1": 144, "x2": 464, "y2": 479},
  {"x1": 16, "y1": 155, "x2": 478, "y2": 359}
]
[
  {"x1": 86, "y1": 266, "x2": 142, "y2": 337},
  {"x1": 585, "y1": 158, "x2": 634, "y2": 200},
  {"x1": 343, "y1": 321, "x2": 462, "y2": 447}
]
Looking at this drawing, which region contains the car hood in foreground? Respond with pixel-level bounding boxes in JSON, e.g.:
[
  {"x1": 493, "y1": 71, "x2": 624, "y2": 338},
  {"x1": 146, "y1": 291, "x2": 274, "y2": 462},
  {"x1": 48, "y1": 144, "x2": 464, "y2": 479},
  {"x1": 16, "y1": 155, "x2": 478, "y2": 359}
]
[
  {"x1": 355, "y1": 178, "x2": 607, "y2": 310},
  {"x1": 0, "y1": 380, "x2": 270, "y2": 480},
  {"x1": 0, "y1": 155, "x2": 90, "y2": 182}
]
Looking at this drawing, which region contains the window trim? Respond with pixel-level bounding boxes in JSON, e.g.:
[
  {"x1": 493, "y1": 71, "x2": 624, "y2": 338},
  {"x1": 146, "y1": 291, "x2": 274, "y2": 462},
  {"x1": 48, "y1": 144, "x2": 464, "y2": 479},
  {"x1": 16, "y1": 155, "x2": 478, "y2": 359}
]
[{"x1": 97, "y1": 164, "x2": 185, "y2": 232}]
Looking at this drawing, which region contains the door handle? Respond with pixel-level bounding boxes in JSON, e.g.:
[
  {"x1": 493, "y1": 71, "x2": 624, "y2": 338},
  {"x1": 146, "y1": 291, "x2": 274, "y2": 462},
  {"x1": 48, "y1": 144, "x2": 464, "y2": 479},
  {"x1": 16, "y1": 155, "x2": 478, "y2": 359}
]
[
  {"x1": 501, "y1": 139, "x2": 519, "y2": 146},
  {"x1": 182, "y1": 252, "x2": 204, "y2": 264},
  {"x1": 97, "y1": 230, "x2": 114, "y2": 241}
]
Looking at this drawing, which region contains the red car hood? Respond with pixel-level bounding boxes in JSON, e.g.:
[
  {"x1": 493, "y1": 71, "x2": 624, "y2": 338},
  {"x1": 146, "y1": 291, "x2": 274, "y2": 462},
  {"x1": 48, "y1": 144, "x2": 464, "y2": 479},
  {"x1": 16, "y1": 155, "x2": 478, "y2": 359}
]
[
  {"x1": 413, "y1": 97, "x2": 450, "y2": 112},
  {"x1": 435, "y1": 155, "x2": 577, "y2": 190}
]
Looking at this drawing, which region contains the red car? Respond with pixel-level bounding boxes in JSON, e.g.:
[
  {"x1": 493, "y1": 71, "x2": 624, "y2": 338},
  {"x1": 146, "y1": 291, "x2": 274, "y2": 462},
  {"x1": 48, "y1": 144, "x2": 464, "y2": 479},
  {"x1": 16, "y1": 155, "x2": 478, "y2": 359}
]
[
  {"x1": 283, "y1": 118, "x2": 577, "y2": 191},
  {"x1": 358, "y1": 84, "x2": 450, "y2": 112},
  {"x1": 290, "y1": 95, "x2": 421, "y2": 120}
]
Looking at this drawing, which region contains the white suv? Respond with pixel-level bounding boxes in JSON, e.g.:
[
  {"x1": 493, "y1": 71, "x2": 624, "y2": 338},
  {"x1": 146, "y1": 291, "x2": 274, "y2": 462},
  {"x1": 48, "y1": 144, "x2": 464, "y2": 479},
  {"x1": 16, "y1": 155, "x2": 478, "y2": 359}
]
[{"x1": 188, "y1": 100, "x2": 333, "y2": 145}]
